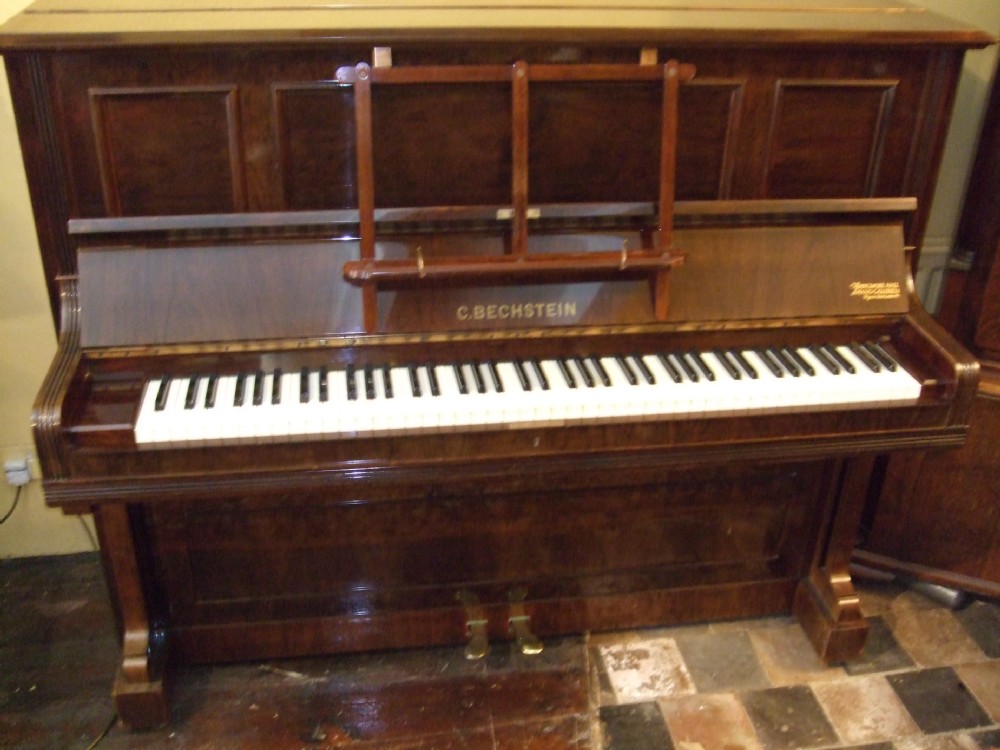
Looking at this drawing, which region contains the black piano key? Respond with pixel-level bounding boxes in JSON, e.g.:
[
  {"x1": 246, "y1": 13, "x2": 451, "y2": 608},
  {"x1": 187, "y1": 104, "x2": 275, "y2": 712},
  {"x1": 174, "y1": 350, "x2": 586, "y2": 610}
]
[
  {"x1": 690, "y1": 352, "x2": 715, "y2": 381},
  {"x1": 865, "y1": 341, "x2": 899, "y2": 371},
  {"x1": 615, "y1": 355, "x2": 638, "y2": 385},
  {"x1": 205, "y1": 374, "x2": 218, "y2": 408},
  {"x1": 557, "y1": 358, "x2": 577, "y2": 389},
  {"x1": 786, "y1": 347, "x2": 815, "y2": 377},
  {"x1": 252, "y1": 370, "x2": 265, "y2": 406},
  {"x1": 234, "y1": 373, "x2": 247, "y2": 406},
  {"x1": 346, "y1": 364, "x2": 358, "y2": 401},
  {"x1": 713, "y1": 350, "x2": 741, "y2": 380},
  {"x1": 850, "y1": 342, "x2": 881, "y2": 372},
  {"x1": 732, "y1": 350, "x2": 758, "y2": 379},
  {"x1": 529, "y1": 359, "x2": 550, "y2": 390},
  {"x1": 573, "y1": 357, "x2": 595, "y2": 388},
  {"x1": 382, "y1": 365, "x2": 394, "y2": 399},
  {"x1": 319, "y1": 366, "x2": 329, "y2": 402},
  {"x1": 631, "y1": 355, "x2": 655, "y2": 384},
  {"x1": 825, "y1": 344, "x2": 856, "y2": 374},
  {"x1": 299, "y1": 367, "x2": 310, "y2": 403},
  {"x1": 809, "y1": 345, "x2": 839, "y2": 375},
  {"x1": 184, "y1": 377, "x2": 199, "y2": 410},
  {"x1": 453, "y1": 363, "x2": 469, "y2": 395},
  {"x1": 487, "y1": 361, "x2": 504, "y2": 393},
  {"x1": 513, "y1": 360, "x2": 531, "y2": 391},
  {"x1": 470, "y1": 362, "x2": 486, "y2": 394},
  {"x1": 271, "y1": 368, "x2": 282, "y2": 405},
  {"x1": 755, "y1": 348, "x2": 784, "y2": 378},
  {"x1": 589, "y1": 356, "x2": 611, "y2": 386},
  {"x1": 426, "y1": 364, "x2": 440, "y2": 397},
  {"x1": 657, "y1": 354, "x2": 682, "y2": 383},
  {"x1": 768, "y1": 346, "x2": 802, "y2": 378},
  {"x1": 364, "y1": 364, "x2": 376, "y2": 400},
  {"x1": 154, "y1": 378, "x2": 171, "y2": 411},
  {"x1": 408, "y1": 365, "x2": 421, "y2": 397},
  {"x1": 674, "y1": 353, "x2": 699, "y2": 382}
]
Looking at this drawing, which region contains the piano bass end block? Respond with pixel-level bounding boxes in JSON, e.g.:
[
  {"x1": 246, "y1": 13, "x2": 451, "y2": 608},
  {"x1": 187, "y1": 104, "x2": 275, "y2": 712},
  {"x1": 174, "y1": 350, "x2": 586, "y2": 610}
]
[
  {"x1": 792, "y1": 575, "x2": 869, "y2": 665},
  {"x1": 112, "y1": 668, "x2": 171, "y2": 730}
]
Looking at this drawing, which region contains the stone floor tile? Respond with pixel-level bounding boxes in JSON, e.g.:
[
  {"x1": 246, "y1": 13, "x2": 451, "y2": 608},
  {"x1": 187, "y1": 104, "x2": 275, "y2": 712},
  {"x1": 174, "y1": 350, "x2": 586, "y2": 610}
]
[
  {"x1": 600, "y1": 702, "x2": 674, "y2": 750},
  {"x1": 854, "y1": 576, "x2": 908, "y2": 619},
  {"x1": 838, "y1": 744, "x2": 894, "y2": 750},
  {"x1": 812, "y1": 675, "x2": 921, "y2": 745},
  {"x1": 970, "y1": 728, "x2": 1000, "y2": 750},
  {"x1": 597, "y1": 637, "x2": 695, "y2": 704},
  {"x1": 955, "y1": 661, "x2": 1000, "y2": 723},
  {"x1": 844, "y1": 616, "x2": 916, "y2": 675},
  {"x1": 747, "y1": 624, "x2": 844, "y2": 686},
  {"x1": 955, "y1": 601, "x2": 1000, "y2": 659},
  {"x1": 658, "y1": 692, "x2": 762, "y2": 750},
  {"x1": 708, "y1": 615, "x2": 796, "y2": 634},
  {"x1": 893, "y1": 734, "x2": 983, "y2": 750},
  {"x1": 887, "y1": 667, "x2": 994, "y2": 734},
  {"x1": 740, "y1": 685, "x2": 839, "y2": 750},
  {"x1": 672, "y1": 630, "x2": 770, "y2": 693},
  {"x1": 885, "y1": 605, "x2": 988, "y2": 668}
]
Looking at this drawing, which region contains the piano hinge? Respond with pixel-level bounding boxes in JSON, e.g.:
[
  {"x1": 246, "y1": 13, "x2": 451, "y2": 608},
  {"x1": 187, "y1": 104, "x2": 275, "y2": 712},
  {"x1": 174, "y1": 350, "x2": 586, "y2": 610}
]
[
  {"x1": 508, "y1": 588, "x2": 543, "y2": 655},
  {"x1": 456, "y1": 590, "x2": 490, "y2": 660},
  {"x1": 640, "y1": 47, "x2": 658, "y2": 65}
]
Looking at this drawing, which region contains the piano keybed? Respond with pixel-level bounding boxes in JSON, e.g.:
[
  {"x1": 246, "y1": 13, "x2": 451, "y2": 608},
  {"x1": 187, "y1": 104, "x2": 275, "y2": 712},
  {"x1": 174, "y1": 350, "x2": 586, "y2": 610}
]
[{"x1": 135, "y1": 341, "x2": 922, "y2": 446}]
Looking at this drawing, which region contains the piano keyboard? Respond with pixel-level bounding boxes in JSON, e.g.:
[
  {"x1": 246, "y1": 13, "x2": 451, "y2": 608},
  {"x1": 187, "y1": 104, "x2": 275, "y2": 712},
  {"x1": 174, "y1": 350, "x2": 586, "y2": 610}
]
[{"x1": 134, "y1": 342, "x2": 922, "y2": 446}]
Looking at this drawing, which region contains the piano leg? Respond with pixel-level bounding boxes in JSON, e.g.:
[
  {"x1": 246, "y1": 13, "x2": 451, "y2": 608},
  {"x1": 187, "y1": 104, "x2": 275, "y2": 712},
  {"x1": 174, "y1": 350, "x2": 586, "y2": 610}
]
[
  {"x1": 793, "y1": 457, "x2": 872, "y2": 663},
  {"x1": 94, "y1": 503, "x2": 170, "y2": 729}
]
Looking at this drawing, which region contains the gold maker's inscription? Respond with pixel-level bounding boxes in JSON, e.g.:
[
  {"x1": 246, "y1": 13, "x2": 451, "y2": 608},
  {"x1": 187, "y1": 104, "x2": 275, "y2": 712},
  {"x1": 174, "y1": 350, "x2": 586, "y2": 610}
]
[
  {"x1": 457, "y1": 301, "x2": 578, "y2": 322},
  {"x1": 850, "y1": 281, "x2": 902, "y2": 302}
]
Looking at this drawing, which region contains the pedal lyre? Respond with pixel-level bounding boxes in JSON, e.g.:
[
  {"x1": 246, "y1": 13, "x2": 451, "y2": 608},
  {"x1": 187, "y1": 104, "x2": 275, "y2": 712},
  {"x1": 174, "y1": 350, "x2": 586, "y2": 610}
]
[
  {"x1": 508, "y1": 588, "x2": 543, "y2": 655},
  {"x1": 456, "y1": 590, "x2": 489, "y2": 660}
]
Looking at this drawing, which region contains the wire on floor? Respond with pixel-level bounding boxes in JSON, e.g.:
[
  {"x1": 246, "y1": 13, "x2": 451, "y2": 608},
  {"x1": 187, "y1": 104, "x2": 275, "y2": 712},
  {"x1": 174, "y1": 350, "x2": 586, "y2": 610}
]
[
  {"x1": 83, "y1": 712, "x2": 117, "y2": 749},
  {"x1": 0, "y1": 485, "x2": 21, "y2": 524}
]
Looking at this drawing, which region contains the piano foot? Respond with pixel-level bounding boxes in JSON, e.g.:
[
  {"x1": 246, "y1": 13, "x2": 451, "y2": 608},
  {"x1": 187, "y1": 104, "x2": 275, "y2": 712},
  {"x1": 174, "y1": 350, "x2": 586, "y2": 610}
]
[
  {"x1": 793, "y1": 570, "x2": 869, "y2": 664},
  {"x1": 112, "y1": 666, "x2": 170, "y2": 730}
]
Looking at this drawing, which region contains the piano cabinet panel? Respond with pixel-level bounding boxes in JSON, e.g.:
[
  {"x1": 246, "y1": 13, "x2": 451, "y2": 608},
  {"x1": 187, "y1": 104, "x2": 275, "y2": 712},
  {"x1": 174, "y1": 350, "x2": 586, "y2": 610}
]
[
  {"x1": 140, "y1": 458, "x2": 830, "y2": 663},
  {"x1": 36, "y1": 44, "x2": 954, "y2": 224}
]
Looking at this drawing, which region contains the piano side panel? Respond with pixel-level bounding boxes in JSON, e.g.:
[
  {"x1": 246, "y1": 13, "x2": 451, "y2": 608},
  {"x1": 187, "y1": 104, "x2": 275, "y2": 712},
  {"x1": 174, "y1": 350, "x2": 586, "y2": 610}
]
[{"x1": 143, "y1": 459, "x2": 828, "y2": 661}]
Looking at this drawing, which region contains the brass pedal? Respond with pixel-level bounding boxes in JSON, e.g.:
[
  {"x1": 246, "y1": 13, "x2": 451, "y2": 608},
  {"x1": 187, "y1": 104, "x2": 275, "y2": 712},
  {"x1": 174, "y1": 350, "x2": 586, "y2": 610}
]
[
  {"x1": 456, "y1": 590, "x2": 489, "y2": 660},
  {"x1": 508, "y1": 588, "x2": 543, "y2": 655}
]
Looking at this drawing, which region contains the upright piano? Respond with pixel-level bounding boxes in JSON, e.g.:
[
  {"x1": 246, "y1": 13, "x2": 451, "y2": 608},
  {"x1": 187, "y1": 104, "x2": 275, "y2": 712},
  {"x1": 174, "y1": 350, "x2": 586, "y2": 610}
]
[{"x1": 0, "y1": 0, "x2": 989, "y2": 729}]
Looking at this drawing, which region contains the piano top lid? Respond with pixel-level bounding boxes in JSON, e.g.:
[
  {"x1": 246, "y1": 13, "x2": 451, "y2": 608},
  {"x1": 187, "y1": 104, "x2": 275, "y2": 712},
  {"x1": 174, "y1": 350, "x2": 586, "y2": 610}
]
[{"x1": 0, "y1": 0, "x2": 993, "y2": 50}]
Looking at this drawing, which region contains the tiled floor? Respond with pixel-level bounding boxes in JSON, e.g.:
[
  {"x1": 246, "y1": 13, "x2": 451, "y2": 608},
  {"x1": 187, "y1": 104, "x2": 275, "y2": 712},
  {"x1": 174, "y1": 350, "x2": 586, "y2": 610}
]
[
  {"x1": 1, "y1": 554, "x2": 999, "y2": 749},
  {"x1": 596, "y1": 580, "x2": 1000, "y2": 750}
]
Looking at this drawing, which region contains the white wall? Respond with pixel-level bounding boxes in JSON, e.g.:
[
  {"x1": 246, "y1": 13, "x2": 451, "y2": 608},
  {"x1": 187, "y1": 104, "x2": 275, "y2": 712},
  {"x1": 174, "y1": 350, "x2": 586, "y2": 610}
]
[{"x1": 0, "y1": 0, "x2": 996, "y2": 557}]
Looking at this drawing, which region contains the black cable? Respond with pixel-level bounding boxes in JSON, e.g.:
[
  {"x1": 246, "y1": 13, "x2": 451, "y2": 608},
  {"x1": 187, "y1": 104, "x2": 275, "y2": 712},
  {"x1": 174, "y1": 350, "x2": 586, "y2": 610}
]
[
  {"x1": 0, "y1": 485, "x2": 21, "y2": 524},
  {"x1": 83, "y1": 712, "x2": 117, "y2": 749},
  {"x1": 79, "y1": 516, "x2": 99, "y2": 551}
]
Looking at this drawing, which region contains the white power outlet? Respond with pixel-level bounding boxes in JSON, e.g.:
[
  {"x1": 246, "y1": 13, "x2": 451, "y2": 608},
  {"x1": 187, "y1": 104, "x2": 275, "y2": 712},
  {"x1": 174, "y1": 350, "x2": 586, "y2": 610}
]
[{"x1": 4, "y1": 458, "x2": 31, "y2": 486}]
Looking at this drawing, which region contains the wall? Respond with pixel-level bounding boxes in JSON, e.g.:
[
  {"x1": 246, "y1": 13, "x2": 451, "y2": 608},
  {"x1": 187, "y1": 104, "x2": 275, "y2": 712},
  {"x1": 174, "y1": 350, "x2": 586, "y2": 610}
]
[
  {"x1": 0, "y1": 0, "x2": 97, "y2": 557},
  {"x1": 0, "y1": 0, "x2": 996, "y2": 558}
]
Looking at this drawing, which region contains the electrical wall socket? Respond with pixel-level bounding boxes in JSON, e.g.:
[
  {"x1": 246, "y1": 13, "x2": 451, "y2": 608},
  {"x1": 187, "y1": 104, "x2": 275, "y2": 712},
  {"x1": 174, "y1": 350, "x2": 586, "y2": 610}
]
[{"x1": 4, "y1": 458, "x2": 31, "y2": 486}]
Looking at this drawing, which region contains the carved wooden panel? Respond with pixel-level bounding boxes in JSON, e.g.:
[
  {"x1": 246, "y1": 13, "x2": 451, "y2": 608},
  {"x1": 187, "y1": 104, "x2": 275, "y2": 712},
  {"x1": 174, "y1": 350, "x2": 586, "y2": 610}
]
[
  {"x1": 89, "y1": 85, "x2": 246, "y2": 216},
  {"x1": 763, "y1": 80, "x2": 897, "y2": 199},
  {"x1": 272, "y1": 83, "x2": 358, "y2": 211},
  {"x1": 677, "y1": 79, "x2": 744, "y2": 200},
  {"x1": 371, "y1": 82, "x2": 512, "y2": 208}
]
